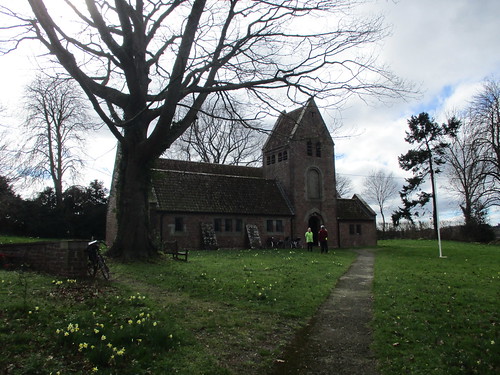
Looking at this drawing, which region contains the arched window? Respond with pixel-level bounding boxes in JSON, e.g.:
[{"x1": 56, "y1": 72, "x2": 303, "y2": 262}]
[
  {"x1": 307, "y1": 169, "x2": 321, "y2": 199},
  {"x1": 283, "y1": 151, "x2": 288, "y2": 160}
]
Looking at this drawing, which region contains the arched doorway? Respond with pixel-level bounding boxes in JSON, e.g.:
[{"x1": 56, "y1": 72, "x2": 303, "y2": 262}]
[{"x1": 308, "y1": 215, "x2": 321, "y2": 245}]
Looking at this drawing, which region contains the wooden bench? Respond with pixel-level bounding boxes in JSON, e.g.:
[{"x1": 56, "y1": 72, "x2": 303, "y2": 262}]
[{"x1": 163, "y1": 240, "x2": 188, "y2": 261}]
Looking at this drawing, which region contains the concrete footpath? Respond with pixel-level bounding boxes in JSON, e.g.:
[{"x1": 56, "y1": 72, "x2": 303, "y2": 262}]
[{"x1": 272, "y1": 249, "x2": 379, "y2": 375}]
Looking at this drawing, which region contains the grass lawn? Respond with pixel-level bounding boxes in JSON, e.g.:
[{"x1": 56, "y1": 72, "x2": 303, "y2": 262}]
[
  {"x1": 373, "y1": 240, "x2": 499, "y2": 375},
  {"x1": 0, "y1": 236, "x2": 55, "y2": 244},
  {"x1": 0, "y1": 245, "x2": 355, "y2": 375},
  {"x1": 1, "y1": 239, "x2": 498, "y2": 374}
]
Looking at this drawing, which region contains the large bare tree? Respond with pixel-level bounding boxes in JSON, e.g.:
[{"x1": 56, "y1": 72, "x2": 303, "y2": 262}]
[
  {"x1": 18, "y1": 74, "x2": 96, "y2": 207},
  {"x1": 444, "y1": 111, "x2": 491, "y2": 226},
  {"x1": 1, "y1": 1, "x2": 410, "y2": 259},
  {"x1": 362, "y1": 169, "x2": 398, "y2": 236},
  {"x1": 470, "y1": 78, "x2": 500, "y2": 208}
]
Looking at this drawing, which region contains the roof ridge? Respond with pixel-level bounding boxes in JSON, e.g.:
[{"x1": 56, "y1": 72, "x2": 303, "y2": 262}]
[{"x1": 151, "y1": 168, "x2": 264, "y2": 180}]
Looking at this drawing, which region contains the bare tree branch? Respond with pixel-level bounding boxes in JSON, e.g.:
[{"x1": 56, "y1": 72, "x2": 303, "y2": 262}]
[
  {"x1": 362, "y1": 169, "x2": 399, "y2": 235},
  {"x1": 336, "y1": 173, "x2": 353, "y2": 198},
  {"x1": 169, "y1": 96, "x2": 264, "y2": 166},
  {"x1": 469, "y1": 78, "x2": 500, "y2": 208}
]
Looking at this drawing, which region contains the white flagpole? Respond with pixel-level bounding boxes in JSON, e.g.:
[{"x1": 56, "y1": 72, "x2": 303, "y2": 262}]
[{"x1": 432, "y1": 174, "x2": 445, "y2": 258}]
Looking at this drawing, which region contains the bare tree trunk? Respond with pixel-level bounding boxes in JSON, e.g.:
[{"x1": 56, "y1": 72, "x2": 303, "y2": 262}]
[
  {"x1": 107, "y1": 150, "x2": 156, "y2": 259},
  {"x1": 380, "y1": 209, "x2": 386, "y2": 238}
]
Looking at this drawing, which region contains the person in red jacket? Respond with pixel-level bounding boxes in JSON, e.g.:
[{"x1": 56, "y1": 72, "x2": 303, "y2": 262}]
[{"x1": 318, "y1": 225, "x2": 328, "y2": 253}]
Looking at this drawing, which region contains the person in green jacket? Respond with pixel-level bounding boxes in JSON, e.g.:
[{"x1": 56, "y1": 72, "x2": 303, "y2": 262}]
[{"x1": 305, "y1": 227, "x2": 314, "y2": 252}]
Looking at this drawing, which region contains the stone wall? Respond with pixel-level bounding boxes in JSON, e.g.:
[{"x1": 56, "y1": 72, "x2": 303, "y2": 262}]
[{"x1": 0, "y1": 241, "x2": 89, "y2": 278}]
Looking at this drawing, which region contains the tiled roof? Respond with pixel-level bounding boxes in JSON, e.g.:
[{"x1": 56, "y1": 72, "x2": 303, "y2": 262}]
[
  {"x1": 263, "y1": 98, "x2": 333, "y2": 151},
  {"x1": 151, "y1": 162, "x2": 294, "y2": 216},
  {"x1": 262, "y1": 105, "x2": 304, "y2": 152},
  {"x1": 337, "y1": 195, "x2": 376, "y2": 221}
]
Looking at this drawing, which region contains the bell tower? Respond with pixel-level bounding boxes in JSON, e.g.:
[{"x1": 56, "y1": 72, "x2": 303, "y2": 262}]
[{"x1": 262, "y1": 98, "x2": 338, "y2": 245}]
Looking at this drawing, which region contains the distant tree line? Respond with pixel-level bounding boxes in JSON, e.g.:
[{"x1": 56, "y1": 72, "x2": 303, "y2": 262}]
[
  {"x1": 0, "y1": 177, "x2": 108, "y2": 240},
  {"x1": 379, "y1": 220, "x2": 496, "y2": 243}
]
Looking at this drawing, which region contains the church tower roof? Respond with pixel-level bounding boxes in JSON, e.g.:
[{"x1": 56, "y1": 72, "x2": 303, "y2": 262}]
[{"x1": 263, "y1": 98, "x2": 333, "y2": 152}]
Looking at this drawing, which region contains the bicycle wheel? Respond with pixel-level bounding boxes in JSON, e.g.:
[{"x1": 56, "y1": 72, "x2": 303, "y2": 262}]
[
  {"x1": 97, "y1": 255, "x2": 110, "y2": 280},
  {"x1": 87, "y1": 260, "x2": 97, "y2": 278}
]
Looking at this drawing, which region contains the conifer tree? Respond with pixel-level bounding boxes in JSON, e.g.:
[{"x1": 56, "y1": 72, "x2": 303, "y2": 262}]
[{"x1": 393, "y1": 112, "x2": 460, "y2": 237}]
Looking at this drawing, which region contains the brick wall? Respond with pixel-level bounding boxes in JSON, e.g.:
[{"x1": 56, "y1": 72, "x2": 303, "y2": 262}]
[
  {"x1": 263, "y1": 102, "x2": 339, "y2": 244},
  {"x1": 0, "y1": 241, "x2": 89, "y2": 278},
  {"x1": 338, "y1": 222, "x2": 377, "y2": 248},
  {"x1": 156, "y1": 212, "x2": 293, "y2": 250}
]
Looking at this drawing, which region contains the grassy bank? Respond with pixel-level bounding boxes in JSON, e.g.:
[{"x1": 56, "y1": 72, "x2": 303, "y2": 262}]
[
  {"x1": 0, "y1": 246, "x2": 355, "y2": 375},
  {"x1": 373, "y1": 240, "x2": 499, "y2": 375}
]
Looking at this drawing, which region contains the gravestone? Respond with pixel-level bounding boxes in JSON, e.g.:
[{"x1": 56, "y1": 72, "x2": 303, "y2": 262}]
[
  {"x1": 246, "y1": 224, "x2": 262, "y2": 249},
  {"x1": 200, "y1": 223, "x2": 218, "y2": 250}
]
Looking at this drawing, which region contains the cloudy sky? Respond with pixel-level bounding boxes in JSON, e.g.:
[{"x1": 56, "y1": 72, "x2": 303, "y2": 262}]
[
  {"x1": 332, "y1": 0, "x2": 500, "y2": 224},
  {"x1": 1, "y1": 0, "x2": 499, "y2": 225}
]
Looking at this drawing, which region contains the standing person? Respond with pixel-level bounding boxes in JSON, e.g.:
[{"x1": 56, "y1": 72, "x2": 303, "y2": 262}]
[
  {"x1": 305, "y1": 227, "x2": 314, "y2": 251},
  {"x1": 318, "y1": 225, "x2": 328, "y2": 253}
]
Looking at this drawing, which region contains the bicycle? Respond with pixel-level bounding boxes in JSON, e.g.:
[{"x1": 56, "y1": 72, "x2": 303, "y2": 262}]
[
  {"x1": 86, "y1": 240, "x2": 110, "y2": 280},
  {"x1": 290, "y1": 237, "x2": 302, "y2": 249}
]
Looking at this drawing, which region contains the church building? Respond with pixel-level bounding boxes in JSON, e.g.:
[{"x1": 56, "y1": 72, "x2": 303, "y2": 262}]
[{"x1": 108, "y1": 98, "x2": 377, "y2": 250}]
